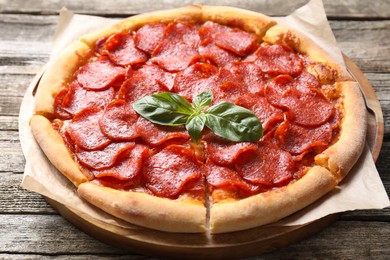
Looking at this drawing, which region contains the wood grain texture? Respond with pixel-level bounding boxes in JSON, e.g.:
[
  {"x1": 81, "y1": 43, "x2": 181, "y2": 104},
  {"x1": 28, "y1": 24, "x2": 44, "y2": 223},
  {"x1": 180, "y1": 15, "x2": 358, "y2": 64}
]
[
  {"x1": 1, "y1": 215, "x2": 389, "y2": 258},
  {"x1": 0, "y1": 0, "x2": 389, "y2": 258},
  {"x1": 0, "y1": 173, "x2": 54, "y2": 214},
  {"x1": 1, "y1": 0, "x2": 390, "y2": 18}
]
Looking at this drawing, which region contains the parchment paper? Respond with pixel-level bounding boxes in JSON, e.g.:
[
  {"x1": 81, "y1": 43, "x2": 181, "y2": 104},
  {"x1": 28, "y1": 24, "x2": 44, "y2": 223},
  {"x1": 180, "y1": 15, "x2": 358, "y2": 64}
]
[{"x1": 20, "y1": 0, "x2": 389, "y2": 232}]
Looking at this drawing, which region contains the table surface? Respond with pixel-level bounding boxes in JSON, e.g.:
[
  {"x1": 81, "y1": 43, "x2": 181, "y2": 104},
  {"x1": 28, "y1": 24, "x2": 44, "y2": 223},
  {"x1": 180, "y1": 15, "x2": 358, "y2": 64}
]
[{"x1": 1, "y1": 0, "x2": 389, "y2": 259}]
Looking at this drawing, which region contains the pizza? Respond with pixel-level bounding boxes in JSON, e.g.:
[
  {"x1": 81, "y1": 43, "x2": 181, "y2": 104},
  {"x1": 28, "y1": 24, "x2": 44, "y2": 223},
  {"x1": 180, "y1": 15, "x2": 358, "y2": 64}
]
[{"x1": 30, "y1": 5, "x2": 367, "y2": 234}]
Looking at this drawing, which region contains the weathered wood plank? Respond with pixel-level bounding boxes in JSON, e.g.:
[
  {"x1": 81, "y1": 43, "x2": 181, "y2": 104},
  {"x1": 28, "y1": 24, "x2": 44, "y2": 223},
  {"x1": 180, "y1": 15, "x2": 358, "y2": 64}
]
[
  {"x1": 1, "y1": 0, "x2": 390, "y2": 18},
  {"x1": 0, "y1": 14, "x2": 58, "y2": 42},
  {"x1": 0, "y1": 96, "x2": 23, "y2": 116},
  {"x1": 0, "y1": 146, "x2": 25, "y2": 173},
  {"x1": 0, "y1": 214, "x2": 127, "y2": 255},
  {"x1": 0, "y1": 116, "x2": 19, "y2": 130},
  {"x1": 331, "y1": 20, "x2": 390, "y2": 73},
  {"x1": 0, "y1": 14, "x2": 54, "y2": 74},
  {"x1": 380, "y1": 101, "x2": 390, "y2": 138},
  {"x1": 0, "y1": 41, "x2": 51, "y2": 71},
  {"x1": 366, "y1": 73, "x2": 390, "y2": 98},
  {"x1": 0, "y1": 173, "x2": 55, "y2": 214},
  {"x1": 341, "y1": 208, "x2": 390, "y2": 221},
  {"x1": 0, "y1": 74, "x2": 33, "y2": 97},
  {"x1": 262, "y1": 221, "x2": 390, "y2": 259},
  {"x1": 0, "y1": 255, "x2": 146, "y2": 260},
  {"x1": 376, "y1": 141, "x2": 390, "y2": 194},
  {"x1": 0, "y1": 255, "x2": 147, "y2": 260},
  {"x1": 0, "y1": 214, "x2": 389, "y2": 258}
]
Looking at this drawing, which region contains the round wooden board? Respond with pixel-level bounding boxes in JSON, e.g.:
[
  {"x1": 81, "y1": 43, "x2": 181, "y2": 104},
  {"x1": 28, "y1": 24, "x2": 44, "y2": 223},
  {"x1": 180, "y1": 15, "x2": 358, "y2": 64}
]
[{"x1": 30, "y1": 56, "x2": 383, "y2": 259}]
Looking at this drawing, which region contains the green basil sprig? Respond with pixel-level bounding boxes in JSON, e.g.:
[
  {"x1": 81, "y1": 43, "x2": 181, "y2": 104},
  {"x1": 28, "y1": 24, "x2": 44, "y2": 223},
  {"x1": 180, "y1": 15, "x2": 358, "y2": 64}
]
[{"x1": 132, "y1": 90, "x2": 263, "y2": 143}]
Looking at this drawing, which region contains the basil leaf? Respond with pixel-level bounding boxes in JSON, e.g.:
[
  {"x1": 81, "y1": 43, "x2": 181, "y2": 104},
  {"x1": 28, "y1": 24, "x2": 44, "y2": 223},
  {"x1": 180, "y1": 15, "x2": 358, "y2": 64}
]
[
  {"x1": 205, "y1": 101, "x2": 263, "y2": 142},
  {"x1": 186, "y1": 114, "x2": 206, "y2": 143},
  {"x1": 133, "y1": 91, "x2": 263, "y2": 143},
  {"x1": 192, "y1": 90, "x2": 213, "y2": 111},
  {"x1": 132, "y1": 92, "x2": 194, "y2": 126}
]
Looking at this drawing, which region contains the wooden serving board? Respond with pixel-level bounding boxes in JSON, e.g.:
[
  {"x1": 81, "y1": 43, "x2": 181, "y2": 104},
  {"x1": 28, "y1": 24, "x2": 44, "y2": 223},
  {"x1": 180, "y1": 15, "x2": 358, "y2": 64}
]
[{"x1": 30, "y1": 57, "x2": 383, "y2": 259}]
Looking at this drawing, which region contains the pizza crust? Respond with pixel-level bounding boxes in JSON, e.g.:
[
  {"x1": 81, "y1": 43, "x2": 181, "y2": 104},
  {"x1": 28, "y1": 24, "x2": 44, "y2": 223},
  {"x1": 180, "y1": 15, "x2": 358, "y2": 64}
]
[
  {"x1": 263, "y1": 24, "x2": 352, "y2": 83},
  {"x1": 80, "y1": 5, "x2": 276, "y2": 49},
  {"x1": 201, "y1": 5, "x2": 276, "y2": 40},
  {"x1": 80, "y1": 5, "x2": 203, "y2": 48},
  {"x1": 30, "y1": 115, "x2": 88, "y2": 186},
  {"x1": 34, "y1": 40, "x2": 92, "y2": 117},
  {"x1": 77, "y1": 182, "x2": 206, "y2": 233},
  {"x1": 209, "y1": 166, "x2": 337, "y2": 234},
  {"x1": 315, "y1": 81, "x2": 367, "y2": 182}
]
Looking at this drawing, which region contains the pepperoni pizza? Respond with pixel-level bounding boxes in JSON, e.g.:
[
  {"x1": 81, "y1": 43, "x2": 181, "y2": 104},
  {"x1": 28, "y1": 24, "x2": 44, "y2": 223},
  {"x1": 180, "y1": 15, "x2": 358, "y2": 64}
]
[{"x1": 30, "y1": 6, "x2": 367, "y2": 234}]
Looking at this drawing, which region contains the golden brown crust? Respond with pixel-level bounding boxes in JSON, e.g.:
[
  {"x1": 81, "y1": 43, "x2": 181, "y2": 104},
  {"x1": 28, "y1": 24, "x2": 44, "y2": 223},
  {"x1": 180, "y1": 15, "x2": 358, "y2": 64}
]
[
  {"x1": 34, "y1": 40, "x2": 92, "y2": 117},
  {"x1": 201, "y1": 5, "x2": 276, "y2": 40},
  {"x1": 263, "y1": 24, "x2": 352, "y2": 83},
  {"x1": 80, "y1": 5, "x2": 276, "y2": 48},
  {"x1": 30, "y1": 115, "x2": 88, "y2": 187},
  {"x1": 77, "y1": 182, "x2": 206, "y2": 233},
  {"x1": 210, "y1": 166, "x2": 337, "y2": 234},
  {"x1": 80, "y1": 5, "x2": 203, "y2": 47},
  {"x1": 315, "y1": 81, "x2": 367, "y2": 182}
]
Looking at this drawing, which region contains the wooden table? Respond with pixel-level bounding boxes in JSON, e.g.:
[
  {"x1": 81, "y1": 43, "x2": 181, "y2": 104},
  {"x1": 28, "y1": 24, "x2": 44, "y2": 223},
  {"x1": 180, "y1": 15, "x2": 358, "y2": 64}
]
[{"x1": 1, "y1": 0, "x2": 389, "y2": 258}]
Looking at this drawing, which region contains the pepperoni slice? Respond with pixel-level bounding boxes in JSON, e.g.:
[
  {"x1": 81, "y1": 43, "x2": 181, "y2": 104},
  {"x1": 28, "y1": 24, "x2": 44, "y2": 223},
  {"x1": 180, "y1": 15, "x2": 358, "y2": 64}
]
[
  {"x1": 182, "y1": 175, "x2": 206, "y2": 194},
  {"x1": 161, "y1": 22, "x2": 200, "y2": 46},
  {"x1": 235, "y1": 141, "x2": 293, "y2": 186},
  {"x1": 93, "y1": 144, "x2": 151, "y2": 181},
  {"x1": 212, "y1": 66, "x2": 259, "y2": 103},
  {"x1": 67, "y1": 108, "x2": 111, "y2": 151},
  {"x1": 274, "y1": 121, "x2": 332, "y2": 154},
  {"x1": 265, "y1": 74, "x2": 314, "y2": 108},
  {"x1": 209, "y1": 68, "x2": 244, "y2": 103},
  {"x1": 57, "y1": 82, "x2": 115, "y2": 117},
  {"x1": 76, "y1": 59, "x2": 126, "y2": 91},
  {"x1": 173, "y1": 62, "x2": 219, "y2": 100},
  {"x1": 214, "y1": 81, "x2": 244, "y2": 103},
  {"x1": 224, "y1": 62, "x2": 267, "y2": 95},
  {"x1": 135, "y1": 117, "x2": 189, "y2": 146},
  {"x1": 152, "y1": 41, "x2": 199, "y2": 72},
  {"x1": 134, "y1": 64, "x2": 176, "y2": 91},
  {"x1": 214, "y1": 30, "x2": 258, "y2": 57},
  {"x1": 283, "y1": 88, "x2": 335, "y2": 127},
  {"x1": 151, "y1": 22, "x2": 200, "y2": 72},
  {"x1": 54, "y1": 88, "x2": 72, "y2": 119},
  {"x1": 205, "y1": 160, "x2": 258, "y2": 193},
  {"x1": 118, "y1": 66, "x2": 169, "y2": 104},
  {"x1": 134, "y1": 23, "x2": 167, "y2": 54},
  {"x1": 328, "y1": 105, "x2": 343, "y2": 130},
  {"x1": 249, "y1": 44, "x2": 303, "y2": 76},
  {"x1": 143, "y1": 145, "x2": 202, "y2": 198},
  {"x1": 204, "y1": 133, "x2": 258, "y2": 165},
  {"x1": 199, "y1": 21, "x2": 231, "y2": 40},
  {"x1": 297, "y1": 70, "x2": 322, "y2": 89},
  {"x1": 94, "y1": 36, "x2": 109, "y2": 54},
  {"x1": 102, "y1": 33, "x2": 148, "y2": 66},
  {"x1": 199, "y1": 39, "x2": 241, "y2": 67},
  {"x1": 235, "y1": 94, "x2": 284, "y2": 132},
  {"x1": 264, "y1": 74, "x2": 294, "y2": 108},
  {"x1": 200, "y1": 21, "x2": 258, "y2": 56},
  {"x1": 76, "y1": 142, "x2": 135, "y2": 170},
  {"x1": 99, "y1": 100, "x2": 139, "y2": 141}
]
